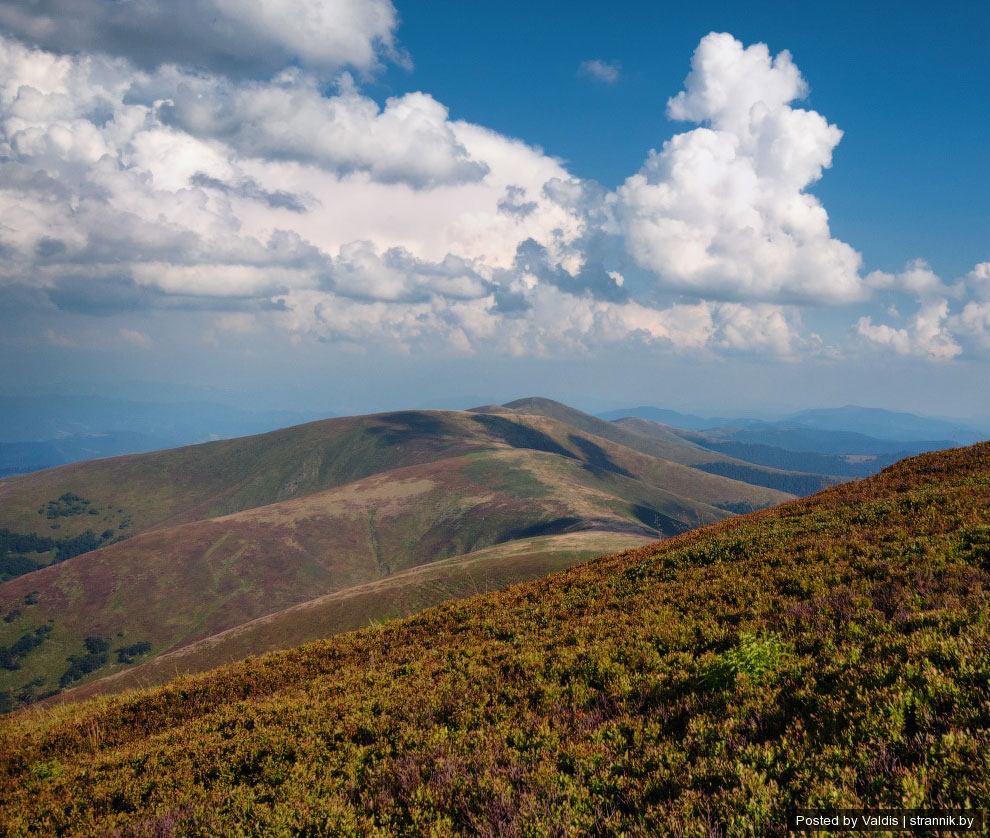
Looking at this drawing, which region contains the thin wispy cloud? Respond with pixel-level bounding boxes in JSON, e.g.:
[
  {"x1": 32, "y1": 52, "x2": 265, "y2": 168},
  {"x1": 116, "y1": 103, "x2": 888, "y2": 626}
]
[
  {"x1": 578, "y1": 58, "x2": 621, "y2": 83},
  {"x1": 119, "y1": 329, "x2": 152, "y2": 349}
]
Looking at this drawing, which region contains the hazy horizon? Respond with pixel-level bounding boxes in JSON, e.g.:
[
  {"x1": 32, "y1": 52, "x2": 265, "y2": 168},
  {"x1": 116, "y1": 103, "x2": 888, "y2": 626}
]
[{"x1": 3, "y1": 383, "x2": 989, "y2": 430}]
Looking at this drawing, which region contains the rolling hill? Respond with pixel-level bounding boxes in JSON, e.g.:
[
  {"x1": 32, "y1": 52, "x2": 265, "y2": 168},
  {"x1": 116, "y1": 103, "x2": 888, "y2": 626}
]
[
  {"x1": 0, "y1": 405, "x2": 801, "y2": 707},
  {"x1": 0, "y1": 408, "x2": 790, "y2": 546},
  {"x1": 1, "y1": 442, "x2": 987, "y2": 834},
  {"x1": 0, "y1": 448, "x2": 731, "y2": 701},
  {"x1": 478, "y1": 398, "x2": 838, "y2": 496}
]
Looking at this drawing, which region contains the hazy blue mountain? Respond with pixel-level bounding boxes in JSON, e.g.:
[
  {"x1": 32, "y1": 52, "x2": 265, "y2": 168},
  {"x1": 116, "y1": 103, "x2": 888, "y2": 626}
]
[
  {"x1": 673, "y1": 439, "x2": 907, "y2": 479},
  {"x1": 787, "y1": 406, "x2": 987, "y2": 445},
  {"x1": 694, "y1": 424, "x2": 954, "y2": 456},
  {"x1": 0, "y1": 396, "x2": 331, "y2": 475},
  {"x1": 0, "y1": 396, "x2": 327, "y2": 444},
  {"x1": 0, "y1": 432, "x2": 176, "y2": 476},
  {"x1": 601, "y1": 403, "x2": 986, "y2": 447},
  {"x1": 613, "y1": 416, "x2": 955, "y2": 480}
]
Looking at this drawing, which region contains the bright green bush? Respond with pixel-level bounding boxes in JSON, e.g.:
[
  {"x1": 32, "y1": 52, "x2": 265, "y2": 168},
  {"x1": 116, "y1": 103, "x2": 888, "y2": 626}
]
[{"x1": 702, "y1": 632, "x2": 791, "y2": 690}]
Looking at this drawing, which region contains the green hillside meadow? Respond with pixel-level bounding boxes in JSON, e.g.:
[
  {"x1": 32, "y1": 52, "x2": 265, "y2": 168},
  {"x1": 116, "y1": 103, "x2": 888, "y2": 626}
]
[
  {"x1": 1, "y1": 443, "x2": 988, "y2": 835},
  {"x1": 51, "y1": 531, "x2": 656, "y2": 706},
  {"x1": 0, "y1": 406, "x2": 795, "y2": 546},
  {"x1": 0, "y1": 407, "x2": 796, "y2": 706}
]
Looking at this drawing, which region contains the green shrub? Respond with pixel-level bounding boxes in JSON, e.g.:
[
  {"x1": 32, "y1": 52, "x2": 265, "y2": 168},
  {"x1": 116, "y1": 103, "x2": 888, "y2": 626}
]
[{"x1": 702, "y1": 632, "x2": 791, "y2": 690}]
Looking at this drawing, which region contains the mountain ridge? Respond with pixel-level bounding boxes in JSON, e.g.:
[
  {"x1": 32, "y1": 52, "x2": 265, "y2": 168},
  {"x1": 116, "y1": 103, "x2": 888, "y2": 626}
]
[
  {"x1": 1, "y1": 404, "x2": 799, "y2": 706},
  {"x1": 478, "y1": 397, "x2": 836, "y2": 496}
]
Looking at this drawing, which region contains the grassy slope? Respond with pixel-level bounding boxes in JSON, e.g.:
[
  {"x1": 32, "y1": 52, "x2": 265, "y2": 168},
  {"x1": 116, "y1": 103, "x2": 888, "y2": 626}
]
[
  {"x1": 501, "y1": 397, "x2": 712, "y2": 462},
  {"x1": 0, "y1": 408, "x2": 789, "y2": 547},
  {"x1": 494, "y1": 397, "x2": 742, "y2": 468},
  {"x1": 0, "y1": 448, "x2": 734, "y2": 697},
  {"x1": 461, "y1": 412, "x2": 792, "y2": 513},
  {"x1": 53, "y1": 531, "x2": 657, "y2": 704},
  {"x1": 0, "y1": 412, "x2": 476, "y2": 541},
  {"x1": 2, "y1": 444, "x2": 989, "y2": 835},
  {"x1": 501, "y1": 398, "x2": 837, "y2": 495}
]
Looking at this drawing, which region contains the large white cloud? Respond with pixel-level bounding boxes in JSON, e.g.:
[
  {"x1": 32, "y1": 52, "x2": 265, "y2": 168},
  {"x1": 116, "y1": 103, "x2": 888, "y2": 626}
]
[
  {"x1": 159, "y1": 73, "x2": 489, "y2": 188},
  {"x1": 0, "y1": 0, "x2": 401, "y2": 77},
  {"x1": 0, "y1": 31, "x2": 598, "y2": 337},
  {"x1": 7, "y1": 21, "x2": 978, "y2": 367},
  {"x1": 617, "y1": 32, "x2": 864, "y2": 304}
]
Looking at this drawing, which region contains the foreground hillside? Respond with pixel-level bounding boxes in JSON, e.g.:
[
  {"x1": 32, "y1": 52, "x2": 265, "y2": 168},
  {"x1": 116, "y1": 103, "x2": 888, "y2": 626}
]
[{"x1": 2, "y1": 444, "x2": 988, "y2": 835}]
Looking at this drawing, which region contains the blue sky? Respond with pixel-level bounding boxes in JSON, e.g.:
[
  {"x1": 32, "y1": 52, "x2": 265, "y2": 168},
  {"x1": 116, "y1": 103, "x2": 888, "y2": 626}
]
[
  {"x1": 380, "y1": 1, "x2": 989, "y2": 276},
  {"x1": 0, "y1": 0, "x2": 987, "y2": 419}
]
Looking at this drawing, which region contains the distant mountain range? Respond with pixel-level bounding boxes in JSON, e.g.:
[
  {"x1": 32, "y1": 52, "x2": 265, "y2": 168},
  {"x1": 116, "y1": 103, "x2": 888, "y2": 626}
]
[
  {"x1": 598, "y1": 405, "x2": 745, "y2": 430},
  {"x1": 600, "y1": 403, "x2": 988, "y2": 444},
  {"x1": 0, "y1": 395, "x2": 328, "y2": 475},
  {"x1": 786, "y1": 405, "x2": 986, "y2": 444},
  {"x1": 0, "y1": 432, "x2": 175, "y2": 477}
]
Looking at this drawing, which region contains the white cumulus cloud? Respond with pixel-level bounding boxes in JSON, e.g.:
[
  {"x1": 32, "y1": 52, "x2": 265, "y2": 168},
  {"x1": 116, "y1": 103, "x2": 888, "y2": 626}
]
[
  {"x1": 281, "y1": 281, "x2": 808, "y2": 360},
  {"x1": 949, "y1": 264, "x2": 990, "y2": 350},
  {"x1": 0, "y1": 33, "x2": 586, "y2": 323},
  {"x1": 617, "y1": 32, "x2": 864, "y2": 304},
  {"x1": 966, "y1": 262, "x2": 990, "y2": 301},
  {"x1": 160, "y1": 73, "x2": 489, "y2": 188},
  {"x1": 855, "y1": 261, "x2": 990, "y2": 359},
  {"x1": 856, "y1": 299, "x2": 961, "y2": 360},
  {"x1": 866, "y1": 258, "x2": 953, "y2": 299},
  {"x1": 5, "y1": 20, "x2": 968, "y2": 367},
  {"x1": 953, "y1": 302, "x2": 990, "y2": 349}
]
